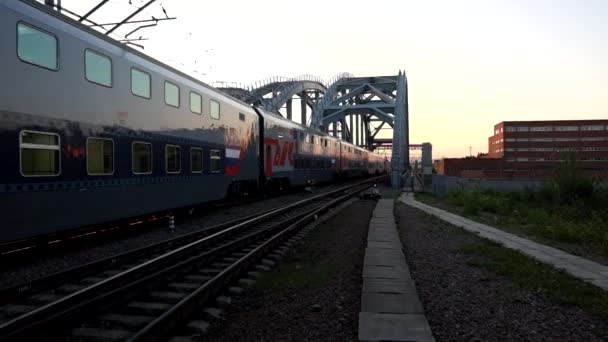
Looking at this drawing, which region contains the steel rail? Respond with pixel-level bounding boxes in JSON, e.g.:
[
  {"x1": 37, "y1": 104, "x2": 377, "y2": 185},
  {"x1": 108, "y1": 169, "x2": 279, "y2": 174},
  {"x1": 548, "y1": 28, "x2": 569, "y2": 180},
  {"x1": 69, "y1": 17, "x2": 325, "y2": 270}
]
[{"x1": 0, "y1": 177, "x2": 384, "y2": 340}]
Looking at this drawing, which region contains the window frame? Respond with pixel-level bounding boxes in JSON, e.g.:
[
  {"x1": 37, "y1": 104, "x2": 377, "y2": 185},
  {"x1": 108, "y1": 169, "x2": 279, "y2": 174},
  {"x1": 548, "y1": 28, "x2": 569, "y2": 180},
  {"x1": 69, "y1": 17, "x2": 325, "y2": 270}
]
[
  {"x1": 131, "y1": 141, "x2": 153, "y2": 175},
  {"x1": 164, "y1": 81, "x2": 180, "y2": 108},
  {"x1": 209, "y1": 99, "x2": 220, "y2": 120},
  {"x1": 190, "y1": 147, "x2": 203, "y2": 173},
  {"x1": 84, "y1": 48, "x2": 113, "y2": 88},
  {"x1": 86, "y1": 137, "x2": 115, "y2": 176},
  {"x1": 16, "y1": 21, "x2": 59, "y2": 71},
  {"x1": 210, "y1": 149, "x2": 221, "y2": 173},
  {"x1": 19, "y1": 130, "x2": 61, "y2": 177},
  {"x1": 130, "y1": 67, "x2": 151, "y2": 99},
  {"x1": 190, "y1": 91, "x2": 202, "y2": 114},
  {"x1": 165, "y1": 144, "x2": 181, "y2": 174}
]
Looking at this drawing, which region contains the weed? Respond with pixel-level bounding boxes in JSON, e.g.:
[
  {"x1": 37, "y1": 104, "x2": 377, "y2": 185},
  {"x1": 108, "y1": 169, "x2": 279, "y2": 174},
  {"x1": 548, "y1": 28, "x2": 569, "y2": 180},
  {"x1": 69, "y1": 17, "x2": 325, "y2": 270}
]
[{"x1": 460, "y1": 242, "x2": 608, "y2": 321}]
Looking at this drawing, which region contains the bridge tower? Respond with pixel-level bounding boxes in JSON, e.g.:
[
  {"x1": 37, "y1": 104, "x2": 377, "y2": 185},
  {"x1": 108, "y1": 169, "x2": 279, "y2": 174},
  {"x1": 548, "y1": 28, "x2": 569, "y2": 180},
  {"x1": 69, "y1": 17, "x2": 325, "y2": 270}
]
[{"x1": 311, "y1": 71, "x2": 410, "y2": 188}]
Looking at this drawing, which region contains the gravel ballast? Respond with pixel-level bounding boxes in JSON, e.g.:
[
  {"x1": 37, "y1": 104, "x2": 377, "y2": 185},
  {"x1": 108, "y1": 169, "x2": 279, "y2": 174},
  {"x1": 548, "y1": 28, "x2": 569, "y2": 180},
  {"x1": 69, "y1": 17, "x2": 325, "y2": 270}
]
[
  {"x1": 1, "y1": 184, "x2": 353, "y2": 288},
  {"x1": 396, "y1": 202, "x2": 608, "y2": 342},
  {"x1": 205, "y1": 199, "x2": 376, "y2": 341}
]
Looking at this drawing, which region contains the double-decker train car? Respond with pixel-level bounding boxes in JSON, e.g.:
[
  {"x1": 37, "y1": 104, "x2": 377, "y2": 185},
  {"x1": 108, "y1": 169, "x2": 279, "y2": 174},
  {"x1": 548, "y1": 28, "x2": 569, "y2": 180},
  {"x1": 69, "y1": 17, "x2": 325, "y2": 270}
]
[{"x1": 0, "y1": 0, "x2": 387, "y2": 243}]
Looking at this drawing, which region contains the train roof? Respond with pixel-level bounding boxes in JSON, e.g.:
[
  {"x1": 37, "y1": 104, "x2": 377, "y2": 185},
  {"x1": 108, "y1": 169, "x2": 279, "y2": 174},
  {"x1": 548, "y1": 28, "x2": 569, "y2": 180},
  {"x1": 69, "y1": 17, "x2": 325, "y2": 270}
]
[{"x1": 16, "y1": 0, "x2": 251, "y2": 109}]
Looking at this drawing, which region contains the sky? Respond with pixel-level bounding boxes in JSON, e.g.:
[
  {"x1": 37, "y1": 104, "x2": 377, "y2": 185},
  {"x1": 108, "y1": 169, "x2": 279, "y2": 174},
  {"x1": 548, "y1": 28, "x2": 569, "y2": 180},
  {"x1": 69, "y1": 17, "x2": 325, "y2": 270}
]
[{"x1": 58, "y1": 0, "x2": 608, "y2": 158}]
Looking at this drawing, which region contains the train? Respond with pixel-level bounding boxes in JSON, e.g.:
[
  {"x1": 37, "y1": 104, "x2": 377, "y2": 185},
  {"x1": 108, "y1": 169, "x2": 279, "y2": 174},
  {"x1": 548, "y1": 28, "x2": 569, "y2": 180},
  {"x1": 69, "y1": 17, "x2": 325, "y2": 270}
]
[{"x1": 0, "y1": 0, "x2": 388, "y2": 243}]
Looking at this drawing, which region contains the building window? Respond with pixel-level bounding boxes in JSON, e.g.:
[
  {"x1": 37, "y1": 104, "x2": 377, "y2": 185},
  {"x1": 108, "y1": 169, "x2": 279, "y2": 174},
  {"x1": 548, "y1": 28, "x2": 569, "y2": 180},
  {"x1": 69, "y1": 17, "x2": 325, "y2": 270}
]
[
  {"x1": 190, "y1": 92, "x2": 202, "y2": 114},
  {"x1": 165, "y1": 145, "x2": 181, "y2": 173},
  {"x1": 210, "y1": 149, "x2": 221, "y2": 172},
  {"x1": 191, "y1": 148, "x2": 203, "y2": 173},
  {"x1": 239, "y1": 113, "x2": 245, "y2": 121},
  {"x1": 85, "y1": 49, "x2": 112, "y2": 87},
  {"x1": 505, "y1": 127, "x2": 516, "y2": 132},
  {"x1": 131, "y1": 68, "x2": 151, "y2": 99},
  {"x1": 20, "y1": 131, "x2": 60, "y2": 176},
  {"x1": 132, "y1": 142, "x2": 152, "y2": 174},
  {"x1": 87, "y1": 137, "x2": 113, "y2": 175},
  {"x1": 530, "y1": 126, "x2": 552, "y2": 132},
  {"x1": 210, "y1": 99, "x2": 220, "y2": 120},
  {"x1": 17, "y1": 22, "x2": 58, "y2": 71},
  {"x1": 581, "y1": 125, "x2": 604, "y2": 131},
  {"x1": 165, "y1": 81, "x2": 180, "y2": 108},
  {"x1": 516, "y1": 126, "x2": 529, "y2": 132},
  {"x1": 555, "y1": 126, "x2": 578, "y2": 131}
]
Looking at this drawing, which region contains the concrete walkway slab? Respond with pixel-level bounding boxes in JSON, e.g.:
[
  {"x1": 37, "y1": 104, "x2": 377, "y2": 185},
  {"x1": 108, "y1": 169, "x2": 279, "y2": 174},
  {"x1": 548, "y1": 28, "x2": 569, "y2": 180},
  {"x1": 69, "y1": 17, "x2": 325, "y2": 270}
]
[
  {"x1": 359, "y1": 312, "x2": 434, "y2": 342},
  {"x1": 400, "y1": 193, "x2": 608, "y2": 291},
  {"x1": 359, "y1": 199, "x2": 434, "y2": 342}
]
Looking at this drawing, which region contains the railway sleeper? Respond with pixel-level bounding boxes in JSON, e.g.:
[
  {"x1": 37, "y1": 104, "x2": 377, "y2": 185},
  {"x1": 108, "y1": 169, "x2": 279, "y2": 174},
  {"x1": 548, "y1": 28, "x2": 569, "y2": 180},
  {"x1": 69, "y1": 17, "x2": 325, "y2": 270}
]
[
  {"x1": 71, "y1": 327, "x2": 130, "y2": 341},
  {"x1": 149, "y1": 291, "x2": 187, "y2": 302},
  {"x1": 126, "y1": 301, "x2": 172, "y2": 315},
  {"x1": 169, "y1": 282, "x2": 201, "y2": 291},
  {"x1": 202, "y1": 307, "x2": 224, "y2": 321},
  {"x1": 100, "y1": 313, "x2": 155, "y2": 330}
]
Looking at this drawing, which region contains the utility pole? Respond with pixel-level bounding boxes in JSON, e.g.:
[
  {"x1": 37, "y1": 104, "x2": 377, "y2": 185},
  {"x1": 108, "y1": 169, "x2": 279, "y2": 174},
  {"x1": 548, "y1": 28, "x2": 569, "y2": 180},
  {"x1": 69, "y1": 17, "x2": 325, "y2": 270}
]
[{"x1": 469, "y1": 146, "x2": 472, "y2": 157}]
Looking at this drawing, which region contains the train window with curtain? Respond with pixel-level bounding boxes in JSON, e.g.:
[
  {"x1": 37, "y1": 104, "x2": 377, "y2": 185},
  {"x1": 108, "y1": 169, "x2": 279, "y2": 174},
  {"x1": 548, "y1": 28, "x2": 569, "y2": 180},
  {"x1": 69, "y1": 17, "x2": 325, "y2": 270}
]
[
  {"x1": 17, "y1": 22, "x2": 58, "y2": 71},
  {"x1": 164, "y1": 81, "x2": 180, "y2": 108},
  {"x1": 131, "y1": 68, "x2": 151, "y2": 99},
  {"x1": 20, "y1": 131, "x2": 60, "y2": 176},
  {"x1": 87, "y1": 138, "x2": 114, "y2": 175},
  {"x1": 191, "y1": 148, "x2": 203, "y2": 173},
  {"x1": 165, "y1": 145, "x2": 181, "y2": 173},
  {"x1": 210, "y1": 149, "x2": 221, "y2": 173},
  {"x1": 85, "y1": 49, "x2": 112, "y2": 87},
  {"x1": 132, "y1": 142, "x2": 152, "y2": 174},
  {"x1": 210, "y1": 100, "x2": 220, "y2": 120},
  {"x1": 190, "y1": 92, "x2": 202, "y2": 114}
]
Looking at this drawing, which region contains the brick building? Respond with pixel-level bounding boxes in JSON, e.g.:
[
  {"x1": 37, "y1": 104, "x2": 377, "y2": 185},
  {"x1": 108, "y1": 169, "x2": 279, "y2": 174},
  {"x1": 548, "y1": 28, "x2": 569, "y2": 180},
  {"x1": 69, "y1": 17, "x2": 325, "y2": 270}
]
[{"x1": 436, "y1": 120, "x2": 608, "y2": 179}]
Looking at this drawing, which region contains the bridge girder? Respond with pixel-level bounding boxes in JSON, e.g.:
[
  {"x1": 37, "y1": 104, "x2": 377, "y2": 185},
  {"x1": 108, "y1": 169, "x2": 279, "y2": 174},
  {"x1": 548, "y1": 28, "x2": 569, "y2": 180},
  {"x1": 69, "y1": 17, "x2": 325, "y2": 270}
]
[{"x1": 311, "y1": 72, "x2": 410, "y2": 188}]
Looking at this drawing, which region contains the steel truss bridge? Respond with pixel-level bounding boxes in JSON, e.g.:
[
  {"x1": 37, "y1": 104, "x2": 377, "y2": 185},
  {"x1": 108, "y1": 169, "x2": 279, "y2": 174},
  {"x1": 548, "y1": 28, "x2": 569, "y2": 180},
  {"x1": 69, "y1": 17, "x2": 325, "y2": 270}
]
[{"x1": 215, "y1": 72, "x2": 419, "y2": 188}]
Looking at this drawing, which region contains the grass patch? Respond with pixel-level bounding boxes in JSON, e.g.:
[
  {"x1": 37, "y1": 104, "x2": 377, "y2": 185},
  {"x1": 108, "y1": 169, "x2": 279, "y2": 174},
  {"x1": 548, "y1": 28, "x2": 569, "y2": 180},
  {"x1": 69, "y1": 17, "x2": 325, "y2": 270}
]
[
  {"x1": 255, "y1": 260, "x2": 337, "y2": 290},
  {"x1": 382, "y1": 189, "x2": 402, "y2": 199},
  {"x1": 460, "y1": 241, "x2": 608, "y2": 320},
  {"x1": 421, "y1": 188, "x2": 608, "y2": 258},
  {"x1": 256, "y1": 225, "x2": 339, "y2": 291}
]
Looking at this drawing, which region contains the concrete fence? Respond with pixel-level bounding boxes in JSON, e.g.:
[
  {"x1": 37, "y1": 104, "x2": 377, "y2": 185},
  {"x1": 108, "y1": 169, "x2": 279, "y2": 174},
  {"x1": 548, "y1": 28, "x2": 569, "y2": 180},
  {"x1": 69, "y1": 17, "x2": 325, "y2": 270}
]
[{"x1": 430, "y1": 175, "x2": 547, "y2": 197}]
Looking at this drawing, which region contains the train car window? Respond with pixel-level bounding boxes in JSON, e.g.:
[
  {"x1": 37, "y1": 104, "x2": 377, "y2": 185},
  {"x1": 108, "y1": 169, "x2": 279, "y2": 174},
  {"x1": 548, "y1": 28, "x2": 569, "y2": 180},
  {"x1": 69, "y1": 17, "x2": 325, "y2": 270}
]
[
  {"x1": 239, "y1": 113, "x2": 246, "y2": 121},
  {"x1": 17, "y1": 22, "x2": 58, "y2": 71},
  {"x1": 87, "y1": 137, "x2": 114, "y2": 175},
  {"x1": 165, "y1": 145, "x2": 181, "y2": 173},
  {"x1": 210, "y1": 149, "x2": 221, "y2": 173},
  {"x1": 131, "y1": 68, "x2": 151, "y2": 99},
  {"x1": 191, "y1": 148, "x2": 203, "y2": 173},
  {"x1": 190, "y1": 92, "x2": 202, "y2": 114},
  {"x1": 132, "y1": 142, "x2": 152, "y2": 174},
  {"x1": 20, "y1": 131, "x2": 60, "y2": 176},
  {"x1": 84, "y1": 49, "x2": 112, "y2": 87},
  {"x1": 164, "y1": 81, "x2": 180, "y2": 108},
  {"x1": 210, "y1": 100, "x2": 220, "y2": 120}
]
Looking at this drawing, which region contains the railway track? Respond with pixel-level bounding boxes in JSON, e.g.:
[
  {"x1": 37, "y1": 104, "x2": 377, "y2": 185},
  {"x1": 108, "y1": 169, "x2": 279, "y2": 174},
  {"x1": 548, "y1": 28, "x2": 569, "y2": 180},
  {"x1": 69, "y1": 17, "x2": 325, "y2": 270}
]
[
  {"x1": 0, "y1": 183, "x2": 318, "y2": 264},
  {"x1": 0, "y1": 176, "x2": 382, "y2": 341}
]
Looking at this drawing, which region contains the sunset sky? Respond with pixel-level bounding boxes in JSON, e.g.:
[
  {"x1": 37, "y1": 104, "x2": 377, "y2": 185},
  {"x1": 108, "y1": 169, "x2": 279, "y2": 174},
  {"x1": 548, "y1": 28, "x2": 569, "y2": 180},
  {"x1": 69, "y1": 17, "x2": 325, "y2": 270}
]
[{"x1": 61, "y1": 0, "x2": 608, "y2": 158}]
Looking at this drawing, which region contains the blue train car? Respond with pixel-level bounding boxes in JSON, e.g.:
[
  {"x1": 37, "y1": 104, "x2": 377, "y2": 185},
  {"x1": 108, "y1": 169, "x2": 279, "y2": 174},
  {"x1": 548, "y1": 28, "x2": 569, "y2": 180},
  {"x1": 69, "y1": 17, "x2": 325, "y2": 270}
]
[
  {"x1": 0, "y1": 0, "x2": 260, "y2": 242},
  {"x1": 0, "y1": 0, "x2": 387, "y2": 244}
]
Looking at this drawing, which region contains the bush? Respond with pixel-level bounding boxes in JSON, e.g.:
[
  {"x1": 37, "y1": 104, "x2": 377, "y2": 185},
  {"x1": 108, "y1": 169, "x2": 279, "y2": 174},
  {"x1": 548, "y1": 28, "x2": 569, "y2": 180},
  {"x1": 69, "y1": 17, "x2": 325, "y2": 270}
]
[{"x1": 553, "y1": 153, "x2": 595, "y2": 205}]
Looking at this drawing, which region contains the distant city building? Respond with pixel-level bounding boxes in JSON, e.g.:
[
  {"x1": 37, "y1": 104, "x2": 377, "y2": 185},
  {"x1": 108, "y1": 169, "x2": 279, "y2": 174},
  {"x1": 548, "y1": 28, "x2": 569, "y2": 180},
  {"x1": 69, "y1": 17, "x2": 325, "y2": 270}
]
[{"x1": 435, "y1": 120, "x2": 608, "y2": 179}]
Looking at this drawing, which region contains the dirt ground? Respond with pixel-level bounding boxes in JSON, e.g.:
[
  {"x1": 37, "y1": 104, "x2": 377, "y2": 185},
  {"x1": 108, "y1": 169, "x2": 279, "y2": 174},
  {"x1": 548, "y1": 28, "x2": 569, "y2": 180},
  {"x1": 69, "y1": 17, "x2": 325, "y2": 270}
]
[
  {"x1": 396, "y1": 202, "x2": 608, "y2": 342},
  {"x1": 205, "y1": 199, "x2": 376, "y2": 341}
]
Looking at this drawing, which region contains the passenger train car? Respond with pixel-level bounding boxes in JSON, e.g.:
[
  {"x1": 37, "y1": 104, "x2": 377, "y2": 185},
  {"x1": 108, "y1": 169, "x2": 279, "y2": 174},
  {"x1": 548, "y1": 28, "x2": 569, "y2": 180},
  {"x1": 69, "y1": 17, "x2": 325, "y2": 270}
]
[{"x1": 0, "y1": 0, "x2": 387, "y2": 243}]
